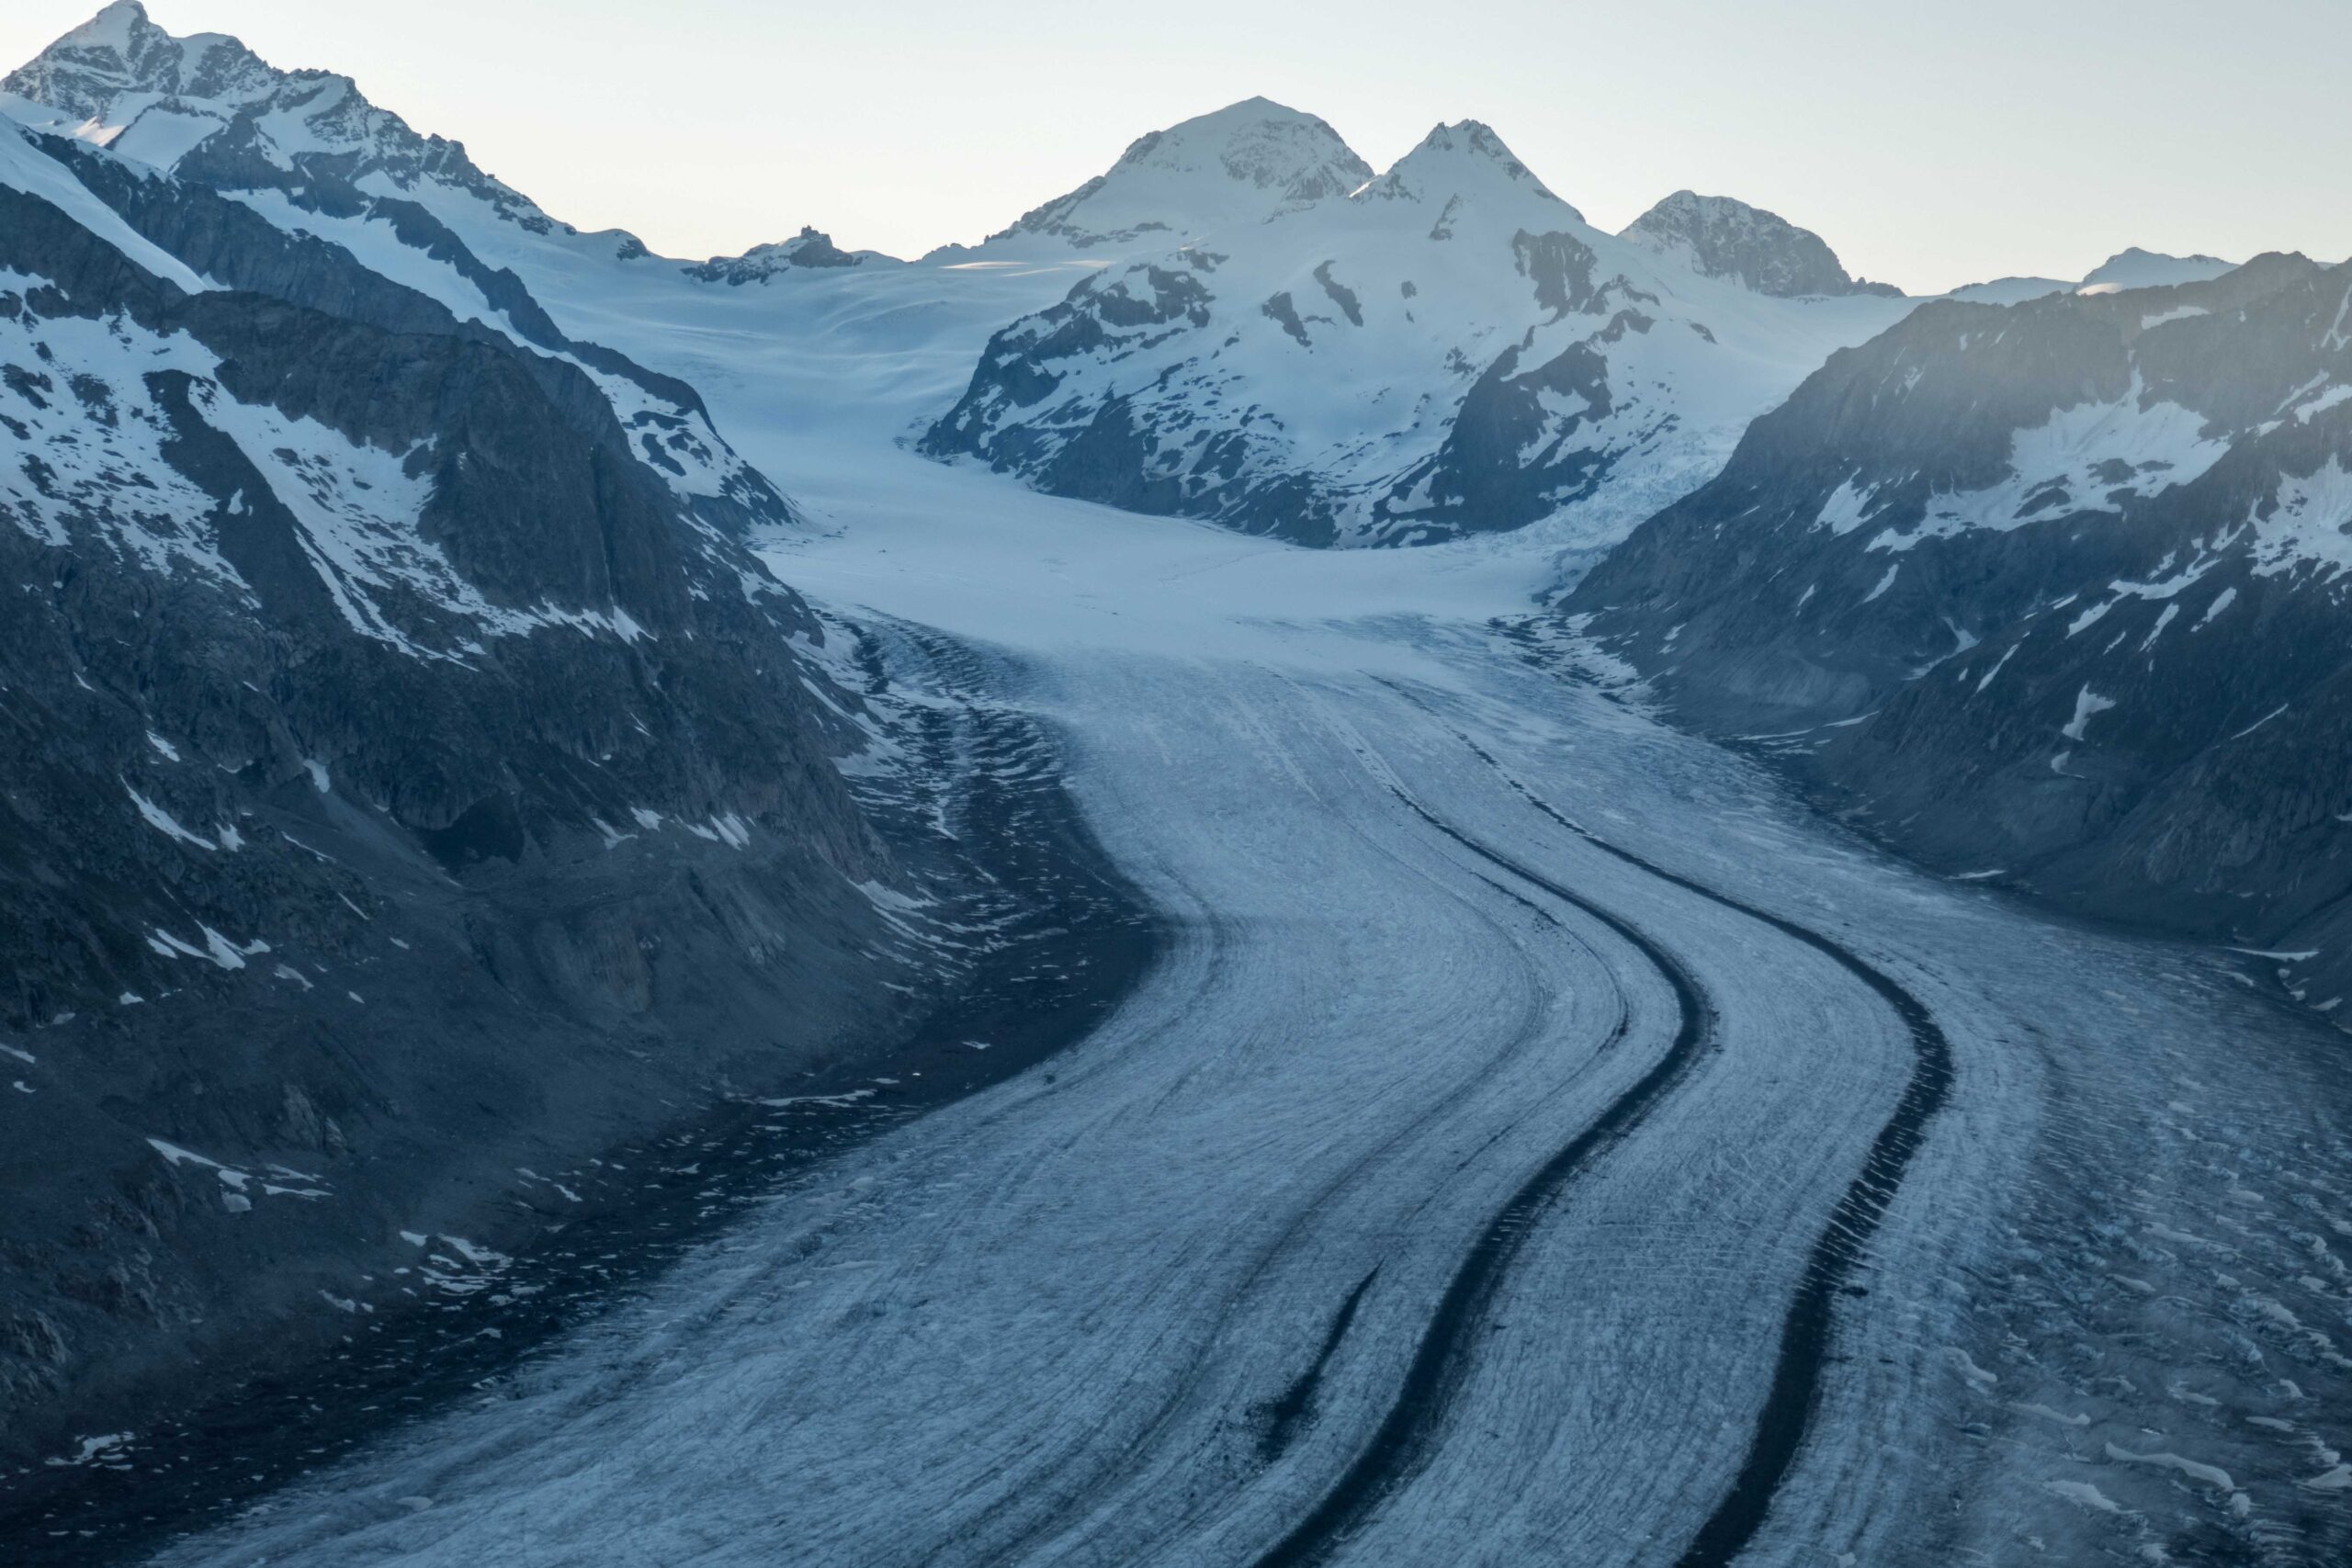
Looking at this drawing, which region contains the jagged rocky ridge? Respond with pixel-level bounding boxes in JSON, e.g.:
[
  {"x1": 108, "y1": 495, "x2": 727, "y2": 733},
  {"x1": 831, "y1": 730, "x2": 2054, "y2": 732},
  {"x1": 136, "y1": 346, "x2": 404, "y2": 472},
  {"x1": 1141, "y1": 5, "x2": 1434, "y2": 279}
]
[
  {"x1": 685, "y1": 226, "x2": 891, "y2": 283},
  {"x1": 0, "y1": 118, "x2": 943, "y2": 1464},
  {"x1": 922, "y1": 113, "x2": 1917, "y2": 547},
  {"x1": 5, "y1": 0, "x2": 574, "y2": 239},
  {"x1": 1566, "y1": 253, "x2": 2352, "y2": 1014},
  {"x1": 0, "y1": 1, "x2": 797, "y2": 535}
]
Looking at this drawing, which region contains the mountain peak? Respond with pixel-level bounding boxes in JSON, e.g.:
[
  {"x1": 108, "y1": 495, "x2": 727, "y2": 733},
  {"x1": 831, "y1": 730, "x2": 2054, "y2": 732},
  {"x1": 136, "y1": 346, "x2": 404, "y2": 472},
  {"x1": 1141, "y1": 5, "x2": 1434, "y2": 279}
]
[
  {"x1": 1358, "y1": 119, "x2": 1579, "y2": 225},
  {"x1": 1619, "y1": 189, "x2": 1899, "y2": 298},
  {"x1": 989, "y1": 97, "x2": 1370, "y2": 250},
  {"x1": 2, "y1": 2, "x2": 562, "y2": 232},
  {"x1": 6, "y1": 2, "x2": 274, "y2": 125},
  {"x1": 60, "y1": 0, "x2": 146, "y2": 48},
  {"x1": 2077, "y1": 247, "x2": 2235, "y2": 292}
]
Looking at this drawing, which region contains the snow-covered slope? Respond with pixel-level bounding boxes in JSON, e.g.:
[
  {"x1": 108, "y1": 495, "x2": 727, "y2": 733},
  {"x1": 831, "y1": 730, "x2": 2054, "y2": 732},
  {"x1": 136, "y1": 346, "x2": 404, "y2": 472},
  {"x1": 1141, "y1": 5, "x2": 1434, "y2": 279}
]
[
  {"x1": 961, "y1": 96, "x2": 1372, "y2": 255},
  {"x1": 922, "y1": 118, "x2": 1917, "y2": 547},
  {"x1": 1619, "y1": 189, "x2": 1900, "y2": 299}
]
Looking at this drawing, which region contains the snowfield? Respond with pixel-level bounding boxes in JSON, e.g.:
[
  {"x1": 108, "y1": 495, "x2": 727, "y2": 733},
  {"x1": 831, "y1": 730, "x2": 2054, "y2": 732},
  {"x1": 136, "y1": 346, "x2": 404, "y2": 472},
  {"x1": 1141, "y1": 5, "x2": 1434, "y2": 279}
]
[{"x1": 142, "y1": 256, "x2": 2352, "y2": 1568}]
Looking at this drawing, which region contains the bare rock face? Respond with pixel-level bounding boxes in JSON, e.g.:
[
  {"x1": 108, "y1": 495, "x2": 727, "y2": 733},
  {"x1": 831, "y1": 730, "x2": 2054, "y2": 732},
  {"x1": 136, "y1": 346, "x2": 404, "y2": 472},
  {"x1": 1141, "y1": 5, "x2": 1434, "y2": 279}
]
[
  {"x1": 1619, "y1": 189, "x2": 1902, "y2": 298},
  {"x1": 685, "y1": 226, "x2": 889, "y2": 283},
  {"x1": 1566, "y1": 253, "x2": 2352, "y2": 1015}
]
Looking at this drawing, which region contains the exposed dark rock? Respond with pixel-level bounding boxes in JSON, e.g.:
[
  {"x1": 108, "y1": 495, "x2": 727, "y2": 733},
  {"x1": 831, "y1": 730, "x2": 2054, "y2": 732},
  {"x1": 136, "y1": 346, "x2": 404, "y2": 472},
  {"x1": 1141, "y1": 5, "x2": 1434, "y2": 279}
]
[
  {"x1": 1566, "y1": 254, "x2": 2352, "y2": 1015},
  {"x1": 684, "y1": 227, "x2": 884, "y2": 283},
  {"x1": 1620, "y1": 189, "x2": 1900, "y2": 298},
  {"x1": 0, "y1": 123, "x2": 960, "y2": 1470}
]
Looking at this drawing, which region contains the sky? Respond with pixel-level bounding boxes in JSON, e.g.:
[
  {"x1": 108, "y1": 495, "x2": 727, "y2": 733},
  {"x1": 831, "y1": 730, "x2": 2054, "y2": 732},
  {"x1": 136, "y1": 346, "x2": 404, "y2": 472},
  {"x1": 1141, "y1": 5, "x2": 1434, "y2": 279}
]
[{"x1": 5, "y1": 0, "x2": 2348, "y2": 295}]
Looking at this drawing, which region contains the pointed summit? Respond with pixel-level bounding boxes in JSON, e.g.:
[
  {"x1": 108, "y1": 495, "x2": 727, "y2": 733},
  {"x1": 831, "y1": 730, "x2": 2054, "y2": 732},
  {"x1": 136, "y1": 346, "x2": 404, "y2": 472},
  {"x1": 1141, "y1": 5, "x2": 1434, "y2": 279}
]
[
  {"x1": 1, "y1": 1, "x2": 564, "y2": 231},
  {"x1": 1620, "y1": 190, "x2": 1899, "y2": 298},
  {"x1": 3, "y1": 2, "x2": 275, "y2": 128},
  {"x1": 989, "y1": 97, "x2": 1371, "y2": 250},
  {"x1": 1355, "y1": 121, "x2": 1580, "y2": 235}
]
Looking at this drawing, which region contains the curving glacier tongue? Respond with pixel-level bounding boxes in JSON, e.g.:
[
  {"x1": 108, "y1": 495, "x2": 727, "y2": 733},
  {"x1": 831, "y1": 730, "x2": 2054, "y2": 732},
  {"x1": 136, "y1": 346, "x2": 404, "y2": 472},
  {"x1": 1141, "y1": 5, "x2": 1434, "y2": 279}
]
[{"x1": 128, "y1": 367, "x2": 2352, "y2": 1568}]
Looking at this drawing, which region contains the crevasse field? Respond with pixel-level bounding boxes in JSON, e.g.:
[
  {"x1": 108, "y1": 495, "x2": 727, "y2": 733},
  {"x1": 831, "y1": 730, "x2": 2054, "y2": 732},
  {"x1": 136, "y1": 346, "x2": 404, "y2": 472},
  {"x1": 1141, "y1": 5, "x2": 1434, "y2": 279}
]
[{"x1": 145, "y1": 237, "x2": 2352, "y2": 1568}]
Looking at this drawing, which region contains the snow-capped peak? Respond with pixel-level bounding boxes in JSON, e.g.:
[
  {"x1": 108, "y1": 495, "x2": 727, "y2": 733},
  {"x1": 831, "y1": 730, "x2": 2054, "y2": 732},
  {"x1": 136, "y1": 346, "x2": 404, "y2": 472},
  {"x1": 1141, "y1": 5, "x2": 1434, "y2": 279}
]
[
  {"x1": 5, "y1": 2, "x2": 275, "y2": 126},
  {"x1": 1619, "y1": 189, "x2": 1898, "y2": 298},
  {"x1": 981, "y1": 96, "x2": 1371, "y2": 251},
  {"x1": 51, "y1": 0, "x2": 144, "y2": 52},
  {"x1": 1357, "y1": 120, "x2": 1580, "y2": 223},
  {"x1": 2, "y1": 2, "x2": 567, "y2": 238},
  {"x1": 1125, "y1": 96, "x2": 1370, "y2": 200}
]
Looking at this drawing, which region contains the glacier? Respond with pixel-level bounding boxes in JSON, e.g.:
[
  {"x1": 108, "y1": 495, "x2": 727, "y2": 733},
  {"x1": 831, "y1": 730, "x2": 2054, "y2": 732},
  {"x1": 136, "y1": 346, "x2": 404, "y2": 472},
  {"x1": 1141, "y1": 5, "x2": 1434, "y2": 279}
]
[
  {"x1": 116, "y1": 248, "x2": 2352, "y2": 1568},
  {"x1": 1, "y1": 14, "x2": 2344, "y2": 1562}
]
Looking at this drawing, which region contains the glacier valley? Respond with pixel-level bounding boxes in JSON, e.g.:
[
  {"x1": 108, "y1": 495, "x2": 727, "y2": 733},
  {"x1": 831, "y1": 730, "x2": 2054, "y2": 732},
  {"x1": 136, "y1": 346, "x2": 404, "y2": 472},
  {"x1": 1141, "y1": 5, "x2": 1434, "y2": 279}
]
[{"x1": 0, "y1": 8, "x2": 2347, "y2": 1566}]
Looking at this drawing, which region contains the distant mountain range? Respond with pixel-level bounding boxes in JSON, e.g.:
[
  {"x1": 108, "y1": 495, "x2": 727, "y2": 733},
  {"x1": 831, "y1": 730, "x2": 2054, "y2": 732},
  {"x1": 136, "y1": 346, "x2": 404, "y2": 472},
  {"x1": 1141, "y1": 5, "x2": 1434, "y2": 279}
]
[{"x1": 919, "y1": 106, "x2": 1918, "y2": 547}]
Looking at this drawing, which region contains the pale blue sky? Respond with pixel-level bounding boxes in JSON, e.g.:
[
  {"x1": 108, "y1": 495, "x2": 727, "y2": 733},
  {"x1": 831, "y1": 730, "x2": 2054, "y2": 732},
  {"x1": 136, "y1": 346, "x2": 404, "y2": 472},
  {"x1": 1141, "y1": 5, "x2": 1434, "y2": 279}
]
[{"x1": 7, "y1": 0, "x2": 2347, "y2": 292}]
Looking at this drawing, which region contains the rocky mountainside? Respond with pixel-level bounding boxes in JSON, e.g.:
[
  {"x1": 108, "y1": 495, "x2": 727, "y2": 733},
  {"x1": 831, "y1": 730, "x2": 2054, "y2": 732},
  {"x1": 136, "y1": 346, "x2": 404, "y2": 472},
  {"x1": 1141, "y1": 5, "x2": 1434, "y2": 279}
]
[
  {"x1": 0, "y1": 116, "x2": 960, "y2": 1464},
  {"x1": 1565, "y1": 253, "x2": 2352, "y2": 1011},
  {"x1": 1618, "y1": 189, "x2": 1901, "y2": 299},
  {"x1": 922, "y1": 117, "x2": 1916, "y2": 547}
]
